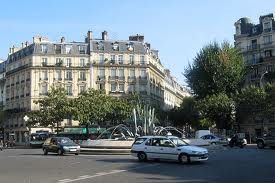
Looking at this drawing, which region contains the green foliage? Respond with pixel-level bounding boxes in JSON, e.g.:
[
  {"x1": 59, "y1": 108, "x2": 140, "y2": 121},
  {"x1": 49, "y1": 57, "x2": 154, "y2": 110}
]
[
  {"x1": 234, "y1": 86, "x2": 266, "y2": 122},
  {"x1": 264, "y1": 84, "x2": 275, "y2": 119},
  {"x1": 168, "y1": 97, "x2": 200, "y2": 128},
  {"x1": 29, "y1": 87, "x2": 71, "y2": 128},
  {"x1": 184, "y1": 41, "x2": 245, "y2": 99},
  {"x1": 197, "y1": 93, "x2": 235, "y2": 129}
]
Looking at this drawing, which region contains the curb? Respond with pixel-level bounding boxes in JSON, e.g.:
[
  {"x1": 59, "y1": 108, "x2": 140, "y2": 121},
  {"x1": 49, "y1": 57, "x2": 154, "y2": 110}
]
[{"x1": 80, "y1": 148, "x2": 131, "y2": 155}]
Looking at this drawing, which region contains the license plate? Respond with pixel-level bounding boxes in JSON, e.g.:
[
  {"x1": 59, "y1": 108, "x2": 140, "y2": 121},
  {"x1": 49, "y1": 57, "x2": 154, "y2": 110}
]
[{"x1": 70, "y1": 149, "x2": 77, "y2": 152}]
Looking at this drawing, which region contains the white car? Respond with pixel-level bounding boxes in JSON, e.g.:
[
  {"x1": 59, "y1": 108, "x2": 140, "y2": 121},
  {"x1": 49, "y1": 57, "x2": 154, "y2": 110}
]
[
  {"x1": 131, "y1": 136, "x2": 208, "y2": 163},
  {"x1": 200, "y1": 134, "x2": 228, "y2": 145}
]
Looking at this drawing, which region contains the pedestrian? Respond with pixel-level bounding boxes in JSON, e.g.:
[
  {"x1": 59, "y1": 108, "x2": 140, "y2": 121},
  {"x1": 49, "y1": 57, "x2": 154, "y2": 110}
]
[{"x1": 0, "y1": 140, "x2": 3, "y2": 151}]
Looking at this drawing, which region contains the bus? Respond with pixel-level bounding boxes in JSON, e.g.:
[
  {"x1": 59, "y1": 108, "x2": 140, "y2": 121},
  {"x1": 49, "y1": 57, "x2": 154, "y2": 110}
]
[{"x1": 30, "y1": 132, "x2": 52, "y2": 148}]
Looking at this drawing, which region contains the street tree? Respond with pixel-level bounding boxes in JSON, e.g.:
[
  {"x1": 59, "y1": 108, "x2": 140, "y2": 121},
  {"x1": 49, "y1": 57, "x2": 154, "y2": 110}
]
[
  {"x1": 197, "y1": 93, "x2": 235, "y2": 129},
  {"x1": 184, "y1": 41, "x2": 245, "y2": 98},
  {"x1": 32, "y1": 87, "x2": 71, "y2": 133},
  {"x1": 234, "y1": 86, "x2": 266, "y2": 125}
]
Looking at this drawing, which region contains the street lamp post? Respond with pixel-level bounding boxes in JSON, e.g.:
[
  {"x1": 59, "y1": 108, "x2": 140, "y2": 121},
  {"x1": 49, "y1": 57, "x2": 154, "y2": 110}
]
[
  {"x1": 260, "y1": 71, "x2": 268, "y2": 88},
  {"x1": 259, "y1": 71, "x2": 268, "y2": 136},
  {"x1": 23, "y1": 115, "x2": 30, "y2": 146}
]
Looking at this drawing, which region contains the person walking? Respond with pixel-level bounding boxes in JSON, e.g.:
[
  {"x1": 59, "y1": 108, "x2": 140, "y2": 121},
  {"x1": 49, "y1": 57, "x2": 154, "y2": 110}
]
[{"x1": 0, "y1": 140, "x2": 3, "y2": 151}]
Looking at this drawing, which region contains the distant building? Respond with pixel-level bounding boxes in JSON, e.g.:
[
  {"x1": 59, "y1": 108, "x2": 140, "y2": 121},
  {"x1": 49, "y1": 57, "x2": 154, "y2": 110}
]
[
  {"x1": 234, "y1": 13, "x2": 275, "y2": 137},
  {"x1": 2, "y1": 31, "x2": 189, "y2": 144}
]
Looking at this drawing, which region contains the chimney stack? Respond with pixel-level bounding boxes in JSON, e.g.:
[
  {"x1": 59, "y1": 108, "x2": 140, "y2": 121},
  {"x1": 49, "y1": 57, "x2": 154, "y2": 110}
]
[
  {"x1": 25, "y1": 41, "x2": 29, "y2": 47},
  {"x1": 86, "y1": 30, "x2": 93, "y2": 43},
  {"x1": 61, "y1": 37, "x2": 65, "y2": 43},
  {"x1": 102, "y1": 31, "x2": 108, "y2": 40},
  {"x1": 21, "y1": 42, "x2": 25, "y2": 48},
  {"x1": 129, "y1": 34, "x2": 144, "y2": 42}
]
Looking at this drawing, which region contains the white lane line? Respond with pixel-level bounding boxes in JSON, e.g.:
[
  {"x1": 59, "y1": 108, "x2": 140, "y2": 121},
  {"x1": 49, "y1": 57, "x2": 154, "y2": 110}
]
[
  {"x1": 57, "y1": 164, "x2": 158, "y2": 183},
  {"x1": 70, "y1": 162, "x2": 81, "y2": 165}
]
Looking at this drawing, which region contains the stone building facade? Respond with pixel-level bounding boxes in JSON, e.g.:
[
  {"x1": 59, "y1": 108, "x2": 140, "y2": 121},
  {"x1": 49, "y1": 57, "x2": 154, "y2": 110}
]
[
  {"x1": 2, "y1": 31, "x2": 189, "y2": 144},
  {"x1": 234, "y1": 13, "x2": 275, "y2": 137}
]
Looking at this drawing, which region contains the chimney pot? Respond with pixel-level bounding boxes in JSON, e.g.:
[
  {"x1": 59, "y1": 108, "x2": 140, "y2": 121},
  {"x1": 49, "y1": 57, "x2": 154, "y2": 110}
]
[{"x1": 102, "y1": 31, "x2": 108, "y2": 40}]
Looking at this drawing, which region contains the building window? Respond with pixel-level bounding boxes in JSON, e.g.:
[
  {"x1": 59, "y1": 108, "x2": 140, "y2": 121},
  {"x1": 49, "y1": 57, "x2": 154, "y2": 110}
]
[
  {"x1": 41, "y1": 71, "x2": 48, "y2": 80},
  {"x1": 98, "y1": 42, "x2": 104, "y2": 51},
  {"x1": 99, "y1": 68, "x2": 105, "y2": 79},
  {"x1": 66, "y1": 58, "x2": 72, "y2": 67},
  {"x1": 129, "y1": 55, "x2": 134, "y2": 64},
  {"x1": 56, "y1": 58, "x2": 63, "y2": 66},
  {"x1": 111, "y1": 68, "x2": 116, "y2": 77},
  {"x1": 119, "y1": 84, "x2": 124, "y2": 92},
  {"x1": 264, "y1": 22, "x2": 272, "y2": 32},
  {"x1": 65, "y1": 70, "x2": 72, "y2": 80},
  {"x1": 65, "y1": 45, "x2": 72, "y2": 54},
  {"x1": 80, "y1": 58, "x2": 85, "y2": 67},
  {"x1": 55, "y1": 45, "x2": 61, "y2": 54},
  {"x1": 79, "y1": 71, "x2": 86, "y2": 81},
  {"x1": 111, "y1": 55, "x2": 116, "y2": 63},
  {"x1": 128, "y1": 84, "x2": 135, "y2": 92},
  {"x1": 41, "y1": 44, "x2": 48, "y2": 53},
  {"x1": 40, "y1": 84, "x2": 48, "y2": 95},
  {"x1": 118, "y1": 55, "x2": 123, "y2": 64},
  {"x1": 55, "y1": 70, "x2": 62, "y2": 80},
  {"x1": 118, "y1": 68, "x2": 124, "y2": 78},
  {"x1": 66, "y1": 85, "x2": 73, "y2": 96},
  {"x1": 264, "y1": 35, "x2": 272, "y2": 44},
  {"x1": 265, "y1": 50, "x2": 272, "y2": 57},
  {"x1": 79, "y1": 45, "x2": 86, "y2": 54},
  {"x1": 99, "y1": 54, "x2": 104, "y2": 64},
  {"x1": 252, "y1": 27, "x2": 257, "y2": 34},
  {"x1": 79, "y1": 85, "x2": 86, "y2": 94},
  {"x1": 112, "y1": 43, "x2": 119, "y2": 51},
  {"x1": 140, "y1": 55, "x2": 145, "y2": 65},
  {"x1": 42, "y1": 58, "x2": 47, "y2": 66},
  {"x1": 140, "y1": 85, "x2": 146, "y2": 92},
  {"x1": 140, "y1": 69, "x2": 146, "y2": 78},
  {"x1": 111, "y1": 83, "x2": 116, "y2": 92},
  {"x1": 129, "y1": 69, "x2": 135, "y2": 78},
  {"x1": 128, "y1": 43, "x2": 134, "y2": 51}
]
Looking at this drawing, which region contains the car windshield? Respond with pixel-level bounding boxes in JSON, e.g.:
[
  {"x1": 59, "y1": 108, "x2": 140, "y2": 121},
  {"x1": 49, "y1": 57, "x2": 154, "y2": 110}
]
[
  {"x1": 31, "y1": 134, "x2": 48, "y2": 141},
  {"x1": 57, "y1": 138, "x2": 74, "y2": 145},
  {"x1": 169, "y1": 138, "x2": 188, "y2": 146}
]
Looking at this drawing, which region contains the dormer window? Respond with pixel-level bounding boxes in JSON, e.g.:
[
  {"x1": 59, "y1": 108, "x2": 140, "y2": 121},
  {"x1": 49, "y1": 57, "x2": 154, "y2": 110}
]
[
  {"x1": 112, "y1": 42, "x2": 119, "y2": 51},
  {"x1": 41, "y1": 44, "x2": 48, "y2": 53},
  {"x1": 127, "y1": 42, "x2": 134, "y2": 51},
  {"x1": 264, "y1": 22, "x2": 272, "y2": 32},
  {"x1": 79, "y1": 45, "x2": 86, "y2": 54},
  {"x1": 65, "y1": 45, "x2": 72, "y2": 54},
  {"x1": 98, "y1": 42, "x2": 104, "y2": 51},
  {"x1": 252, "y1": 27, "x2": 257, "y2": 34}
]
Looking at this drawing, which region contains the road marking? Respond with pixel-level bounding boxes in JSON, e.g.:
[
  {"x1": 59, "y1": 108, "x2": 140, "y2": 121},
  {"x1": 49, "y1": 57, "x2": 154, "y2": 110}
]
[{"x1": 57, "y1": 164, "x2": 159, "y2": 183}]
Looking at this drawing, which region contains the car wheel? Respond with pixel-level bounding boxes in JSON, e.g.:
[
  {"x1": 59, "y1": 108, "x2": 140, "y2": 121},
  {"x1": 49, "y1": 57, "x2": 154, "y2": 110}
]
[
  {"x1": 211, "y1": 142, "x2": 216, "y2": 145},
  {"x1": 179, "y1": 153, "x2": 190, "y2": 164},
  {"x1": 137, "y1": 152, "x2": 147, "y2": 162},
  {"x1": 58, "y1": 149, "x2": 63, "y2": 156},
  {"x1": 43, "y1": 148, "x2": 48, "y2": 155},
  {"x1": 257, "y1": 141, "x2": 265, "y2": 149}
]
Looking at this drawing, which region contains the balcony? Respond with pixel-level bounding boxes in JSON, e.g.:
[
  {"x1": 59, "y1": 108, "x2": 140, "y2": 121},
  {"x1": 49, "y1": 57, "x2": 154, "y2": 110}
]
[
  {"x1": 39, "y1": 92, "x2": 48, "y2": 96},
  {"x1": 40, "y1": 78, "x2": 48, "y2": 81},
  {"x1": 263, "y1": 56, "x2": 275, "y2": 62},
  {"x1": 78, "y1": 78, "x2": 86, "y2": 81},
  {"x1": 139, "y1": 76, "x2": 148, "y2": 83},
  {"x1": 118, "y1": 76, "x2": 125, "y2": 81},
  {"x1": 64, "y1": 78, "x2": 73, "y2": 81},
  {"x1": 54, "y1": 78, "x2": 62, "y2": 81},
  {"x1": 247, "y1": 44, "x2": 260, "y2": 51},
  {"x1": 109, "y1": 76, "x2": 118, "y2": 81},
  {"x1": 97, "y1": 76, "x2": 106, "y2": 83},
  {"x1": 128, "y1": 76, "x2": 136, "y2": 82}
]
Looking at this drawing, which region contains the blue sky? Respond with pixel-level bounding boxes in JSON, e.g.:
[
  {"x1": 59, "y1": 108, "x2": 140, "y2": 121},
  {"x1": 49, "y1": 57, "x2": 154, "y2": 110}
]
[{"x1": 0, "y1": 0, "x2": 274, "y2": 84}]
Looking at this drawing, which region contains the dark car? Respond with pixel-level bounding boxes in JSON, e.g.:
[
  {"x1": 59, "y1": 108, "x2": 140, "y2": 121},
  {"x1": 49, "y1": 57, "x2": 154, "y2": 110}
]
[
  {"x1": 42, "y1": 137, "x2": 81, "y2": 155},
  {"x1": 256, "y1": 132, "x2": 275, "y2": 149}
]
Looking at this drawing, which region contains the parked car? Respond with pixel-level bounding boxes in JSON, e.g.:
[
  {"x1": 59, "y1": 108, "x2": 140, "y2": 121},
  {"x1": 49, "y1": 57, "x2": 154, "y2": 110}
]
[
  {"x1": 200, "y1": 134, "x2": 228, "y2": 145},
  {"x1": 42, "y1": 137, "x2": 81, "y2": 155},
  {"x1": 131, "y1": 136, "x2": 208, "y2": 163},
  {"x1": 256, "y1": 133, "x2": 275, "y2": 149}
]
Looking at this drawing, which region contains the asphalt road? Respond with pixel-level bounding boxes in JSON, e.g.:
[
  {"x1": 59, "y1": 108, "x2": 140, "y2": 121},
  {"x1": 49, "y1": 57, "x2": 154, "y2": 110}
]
[{"x1": 0, "y1": 145, "x2": 275, "y2": 183}]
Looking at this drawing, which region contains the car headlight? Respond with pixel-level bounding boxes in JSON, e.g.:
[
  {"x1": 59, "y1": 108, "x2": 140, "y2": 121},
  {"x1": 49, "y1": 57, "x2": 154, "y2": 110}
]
[
  {"x1": 191, "y1": 151, "x2": 200, "y2": 154},
  {"x1": 76, "y1": 146, "x2": 81, "y2": 149},
  {"x1": 63, "y1": 146, "x2": 69, "y2": 150}
]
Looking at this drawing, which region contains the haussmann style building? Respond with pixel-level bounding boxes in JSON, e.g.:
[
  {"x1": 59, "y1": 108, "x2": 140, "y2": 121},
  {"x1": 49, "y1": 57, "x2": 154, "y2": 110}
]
[
  {"x1": 1, "y1": 31, "x2": 189, "y2": 144},
  {"x1": 234, "y1": 13, "x2": 275, "y2": 137}
]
